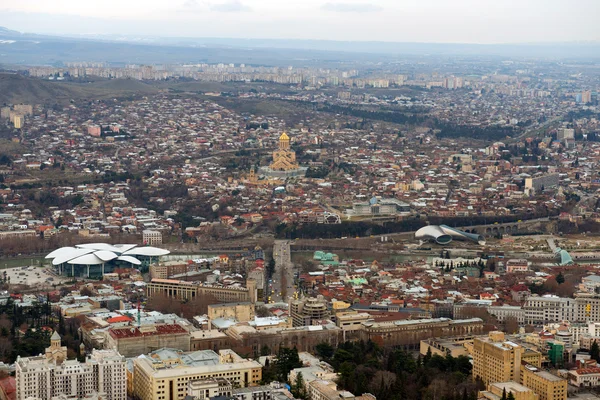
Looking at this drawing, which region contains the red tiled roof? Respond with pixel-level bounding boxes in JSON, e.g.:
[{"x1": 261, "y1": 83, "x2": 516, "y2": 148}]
[
  {"x1": 0, "y1": 377, "x2": 16, "y2": 400},
  {"x1": 108, "y1": 323, "x2": 187, "y2": 339},
  {"x1": 107, "y1": 315, "x2": 133, "y2": 323}
]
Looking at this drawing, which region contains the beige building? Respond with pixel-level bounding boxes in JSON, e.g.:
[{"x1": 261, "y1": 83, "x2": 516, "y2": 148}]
[
  {"x1": 520, "y1": 364, "x2": 566, "y2": 400},
  {"x1": 335, "y1": 311, "x2": 370, "y2": 340},
  {"x1": 472, "y1": 331, "x2": 542, "y2": 386},
  {"x1": 567, "y1": 366, "x2": 600, "y2": 388},
  {"x1": 208, "y1": 302, "x2": 255, "y2": 324},
  {"x1": 16, "y1": 333, "x2": 126, "y2": 400},
  {"x1": 419, "y1": 336, "x2": 473, "y2": 358},
  {"x1": 132, "y1": 349, "x2": 262, "y2": 400},
  {"x1": 106, "y1": 324, "x2": 190, "y2": 357},
  {"x1": 290, "y1": 296, "x2": 330, "y2": 327},
  {"x1": 13, "y1": 115, "x2": 23, "y2": 129},
  {"x1": 479, "y1": 382, "x2": 538, "y2": 400},
  {"x1": 270, "y1": 132, "x2": 299, "y2": 172},
  {"x1": 147, "y1": 279, "x2": 256, "y2": 304},
  {"x1": 143, "y1": 230, "x2": 163, "y2": 246},
  {"x1": 186, "y1": 377, "x2": 232, "y2": 399}
]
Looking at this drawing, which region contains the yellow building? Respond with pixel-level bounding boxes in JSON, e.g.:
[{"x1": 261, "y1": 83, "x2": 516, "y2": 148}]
[
  {"x1": 270, "y1": 132, "x2": 299, "y2": 171},
  {"x1": 479, "y1": 382, "x2": 539, "y2": 400},
  {"x1": 13, "y1": 114, "x2": 23, "y2": 129},
  {"x1": 132, "y1": 349, "x2": 262, "y2": 400},
  {"x1": 472, "y1": 331, "x2": 542, "y2": 386},
  {"x1": 207, "y1": 302, "x2": 255, "y2": 323},
  {"x1": 520, "y1": 364, "x2": 567, "y2": 400},
  {"x1": 420, "y1": 336, "x2": 473, "y2": 358}
]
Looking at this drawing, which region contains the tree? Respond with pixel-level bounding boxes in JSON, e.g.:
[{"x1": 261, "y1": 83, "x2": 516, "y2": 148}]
[
  {"x1": 556, "y1": 272, "x2": 565, "y2": 285},
  {"x1": 274, "y1": 347, "x2": 302, "y2": 382},
  {"x1": 507, "y1": 392, "x2": 515, "y2": 400},
  {"x1": 591, "y1": 341, "x2": 600, "y2": 362},
  {"x1": 315, "y1": 342, "x2": 334, "y2": 360},
  {"x1": 293, "y1": 372, "x2": 306, "y2": 399},
  {"x1": 501, "y1": 388, "x2": 507, "y2": 400}
]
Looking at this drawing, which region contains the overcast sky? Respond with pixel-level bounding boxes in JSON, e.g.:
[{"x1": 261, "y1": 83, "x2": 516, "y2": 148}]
[{"x1": 0, "y1": 0, "x2": 599, "y2": 44}]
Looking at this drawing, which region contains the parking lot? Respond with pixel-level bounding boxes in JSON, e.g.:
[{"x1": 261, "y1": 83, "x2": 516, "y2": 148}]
[{"x1": 3, "y1": 266, "x2": 67, "y2": 287}]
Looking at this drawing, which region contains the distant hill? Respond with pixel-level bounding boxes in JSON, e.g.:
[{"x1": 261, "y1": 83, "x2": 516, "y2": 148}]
[{"x1": 0, "y1": 73, "x2": 158, "y2": 104}]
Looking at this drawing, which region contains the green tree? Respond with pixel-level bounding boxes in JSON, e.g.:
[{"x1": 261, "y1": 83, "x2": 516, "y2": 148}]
[
  {"x1": 591, "y1": 341, "x2": 600, "y2": 361},
  {"x1": 274, "y1": 347, "x2": 302, "y2": 382},
  {"x1": 293, "y1": 372, "x2": 306, "y2": 399},
  {"x1": 507, "y1": 392, "x2": 515, "y2": 400},
  {"x1": 556, "y1": 272, "x2": 565, "y2": 285},
  {"x1": 315, "y1": 343, "x2": 334, "y2": 360},
  {"x1": 501, "y1": 388, "x2": 507, "y2": 400}
]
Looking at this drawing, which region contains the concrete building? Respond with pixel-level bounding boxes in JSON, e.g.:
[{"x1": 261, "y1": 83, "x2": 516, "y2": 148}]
[
  {"x1": 186, "y1": 377, "x2": 232, "y2": 400},
  {"x1": 290, "y1": 297, "x2": 330, "y2": 327},
  {"x1": 523, "y1": 296, "x2": 575, "y2": 325},
  {"x1": 225, "y1": 323, "x2": 341, "y2": 356},
  {"x1": 146, "y1": 279, "x2": 256, "y2": 304},
  {"x1": 479, "y1": 382, "x2": 538, "y2": 400},
  {"x1": 487, "y1": 305, "x2": 526, "y2": 324},
  {"x1": 419, "y1": 336, "x2": 473, "y2": 358},
  {"x1": 568, "y1": 366, "x2": 600, "y2": 388},
  {"x1": 524, "y1": 173, "x2": 559, "y2": 192},
  {"x1": 346, "y1": 197, "x2": 410, "y2": 217},
  {"x1": 359, "y1": 318, "x2": 484, "y2": 349},
  {"x1": 143, "y1": 230, "x2": 163, "y2": 246},
  {"x1": 132, "y1": 349, "x2": 262, "y2": 400},
  {"x1": 208, "y1": 303, "x2": 255, "y2": 324},
  {"x1": 520, "y1": 363, "x2": 567, "y2": 400},
  {"x1": 105, "y1": 324, "x2": 190, "y2": 357},
  {"x1": 13, "y1": 115, "x2": 23, "y2": 129},
  {"x1": 472, "y1": 331, "x2": 542, "y2": 386},
  {"x1": 16, "y1": 333, "x2": 126, "y2": 400}
]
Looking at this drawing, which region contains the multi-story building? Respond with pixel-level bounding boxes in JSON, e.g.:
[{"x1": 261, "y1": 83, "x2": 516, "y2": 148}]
[
  {"x1": 105, "y1": 324, "x2": 190, "y2": 357},
  {"x1": 472, "y1": 331, "x2": 542, "y2": 386},
  {"x1": 487, "y1": 305, "x2": 525, "y2": 324},
  {"x1": 143, "y1": 230, "x2": 163, "y2": 246},
  {"x1": 568, "y1": 366, "x2": 600, "y2": 388},
  {"x1": 478, "y1": 382, "x2": 538, "y2": 400},
  {"x1": 16, "y1": 332, "x2": 126, "y2": 400},
  {"x1": 290, "y1": 297, "x2": 330, "y2": 327},
  {"x1": 347, "y1": 197, "x2": 411, "y2": 217},
  {"x1": 146, "y1": 278, "x2": 256, "y2": 303},
  {"x1": 208, "y1": 302, "x2": 255, "y2": 324},
  {"x1": 520, "y1": 363, "x2": 567, "y2": 400},
  {"x1": 132, "y1": 349, "x2": 262, "y2": 400},
  {"x1": 523, "y1": 296, "x2": 575, "y2": 324},
  {"x1": 506, "y1": 259, "x2": 529, "y2": 273},
  {"x1": 186, "y1": 377, "x2": 232, "y2": 399},
  {"x1": 359, "y1": 318, "x2": 484, "y2": 348},
  {"x1": 524, "y1": 173, "x2": 560, "y2": 192}
]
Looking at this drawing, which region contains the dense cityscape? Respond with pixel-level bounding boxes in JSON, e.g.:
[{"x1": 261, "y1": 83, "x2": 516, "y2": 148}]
[{"x1": 1, "y1": 3, "x2": 600, "y2": 400}]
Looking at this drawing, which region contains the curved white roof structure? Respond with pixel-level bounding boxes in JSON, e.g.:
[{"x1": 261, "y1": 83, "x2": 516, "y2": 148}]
[
  {"x1": 122, "y1": 247, "x2": 170, "y2": 257},
  {"x1": 415, "y1": 225, "x2": 485, "y2": 245},
  {"x1": 46, "y1": 243, "x2": 170, "y2": 267}
]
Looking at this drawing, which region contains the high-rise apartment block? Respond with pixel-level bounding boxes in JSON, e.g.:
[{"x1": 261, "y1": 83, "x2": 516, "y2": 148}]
[
  {"x1": 132, "y1": 349, "x2": 262, "y2": 400},
  {"x1": 472, "y1": 331, "x2": 541, "y2": 385},
  {"x1": 16, "y1": 332, "x2": 127, "y2": 400},
  {"x1": 290, "y1": 296, "x2": 330, "y2": 327}
]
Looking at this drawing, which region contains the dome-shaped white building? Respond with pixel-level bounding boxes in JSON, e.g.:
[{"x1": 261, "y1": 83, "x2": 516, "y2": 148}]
[
  {"x1": 415, "y1": 225, "x2": 485, "y2": 245},
  {"x1": 46, "y1": 243, "x2": 170, "y2": 278}
]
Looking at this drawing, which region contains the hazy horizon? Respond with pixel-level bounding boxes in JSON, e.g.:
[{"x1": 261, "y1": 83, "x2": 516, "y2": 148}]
[{"x1": 1, "y1": 0, "x2": 599, "y2": 45}]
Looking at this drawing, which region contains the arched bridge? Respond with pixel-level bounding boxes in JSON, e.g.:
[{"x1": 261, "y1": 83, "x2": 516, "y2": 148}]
[{"x1": 455, "y1": 217, "x2": 550, "y2": 238}]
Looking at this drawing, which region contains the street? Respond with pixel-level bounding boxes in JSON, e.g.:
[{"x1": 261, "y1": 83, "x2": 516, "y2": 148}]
[{"x1": 270, "y1": 240, "x2": 296, "y2": 304}]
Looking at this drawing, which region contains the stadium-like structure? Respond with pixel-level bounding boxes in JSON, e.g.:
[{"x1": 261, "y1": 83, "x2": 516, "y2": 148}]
[
  {"x1": 415, "y1": 225, "x2": 486, "y2": 245},
  {"x1": 46, "y1": 243, "x2": 170, "y2": 278}
]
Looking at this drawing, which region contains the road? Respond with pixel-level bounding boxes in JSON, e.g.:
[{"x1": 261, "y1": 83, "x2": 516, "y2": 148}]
[{"x1": 270, "y1": 240, "x2": 296, "y2": 304}]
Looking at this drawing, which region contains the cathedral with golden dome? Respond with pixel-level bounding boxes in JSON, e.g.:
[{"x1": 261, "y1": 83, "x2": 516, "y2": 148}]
[{"x1": 259, "y1": 132, "x2": 307, "y2": 178}]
